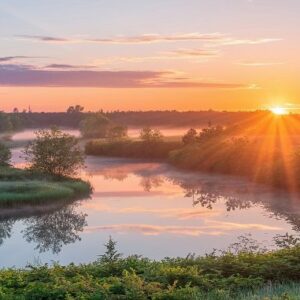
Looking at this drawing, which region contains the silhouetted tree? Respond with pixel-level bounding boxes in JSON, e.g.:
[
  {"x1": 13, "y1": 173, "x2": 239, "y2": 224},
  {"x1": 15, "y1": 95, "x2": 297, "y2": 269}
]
[
  {"x1": 67, "y1": 105, "x2": 84, "y2": 114},
  {"x1": 108, "y1": 125, "x2": 128, "y2": 140},
  {"x1": 140, "y1": 127, "x2": 163, "y2": 144},
  {"x1": 182, "y1": 128, "x2": 198, "y2": 145}
]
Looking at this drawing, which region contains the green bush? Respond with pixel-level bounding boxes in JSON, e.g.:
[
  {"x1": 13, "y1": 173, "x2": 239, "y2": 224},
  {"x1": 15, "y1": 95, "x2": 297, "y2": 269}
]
[{"x1": 0, "y1": 246, "x2": 300, "y2": 299}]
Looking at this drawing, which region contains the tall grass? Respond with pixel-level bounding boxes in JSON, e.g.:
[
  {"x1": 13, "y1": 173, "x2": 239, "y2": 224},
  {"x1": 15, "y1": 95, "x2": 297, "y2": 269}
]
[{"x1": 0, "y1": 167, "x2": 92, "y2": 205}]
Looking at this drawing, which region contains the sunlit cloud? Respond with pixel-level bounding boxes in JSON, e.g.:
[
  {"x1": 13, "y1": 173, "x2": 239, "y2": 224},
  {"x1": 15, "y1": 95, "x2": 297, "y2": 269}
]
[
  {"x1": 237, "y1": 61, "x2": 284, "y2": 67},
  {"x1": 95, "y1": 48, "x2": 219, "y2": 66},
  {"x1": 218, "y1": 38, "x2": 282, "y2": 46}
]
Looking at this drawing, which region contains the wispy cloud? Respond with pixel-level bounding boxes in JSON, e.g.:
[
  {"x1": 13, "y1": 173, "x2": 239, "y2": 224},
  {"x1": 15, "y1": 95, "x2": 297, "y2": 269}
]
[
  {"x1": 0, "y1": 64, "x2": 246, "y2": 89},
  {"x1": 17, "y1": 33, "x2": 225, "y2": 44},
  {"x1": 16, "y1": 33, "x2": 281, "y2": 46},
  {"x1": 44, "y1": 63, "x2": 96, "y2": 70},
  {"x1": 0, "y1": 56, "x2": 36, "y2": 62},
  {"x1": 94, "y1": 48, "x2": 219, "y2": 66},
  {"x1": 237, "y1": 61, "x2": 284, "y2": 67},
  {"x1": 219, "y1": 38, "x2": 282, "y2": 46}
]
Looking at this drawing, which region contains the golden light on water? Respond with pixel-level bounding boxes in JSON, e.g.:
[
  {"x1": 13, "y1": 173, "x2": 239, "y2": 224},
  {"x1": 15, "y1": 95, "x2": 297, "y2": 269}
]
[{"x1": 270, "y1": 106, "x2": 288, "y2": 115}]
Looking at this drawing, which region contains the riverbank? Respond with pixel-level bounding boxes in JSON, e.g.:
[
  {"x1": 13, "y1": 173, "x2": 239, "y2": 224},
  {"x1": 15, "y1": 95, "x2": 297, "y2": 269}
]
[
  {"x1": 1, "y1": 245, "x2": 300, "y2": 299},
  {"x1": 85, "y1": 132, "x2": 300, "y2": 191},
  {"x1": 0, "y1": 167, "x2": 92, "y2": 205}
]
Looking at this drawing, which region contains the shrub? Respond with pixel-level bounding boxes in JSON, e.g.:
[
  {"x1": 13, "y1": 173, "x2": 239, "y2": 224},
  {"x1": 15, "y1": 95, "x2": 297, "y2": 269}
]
[{"x1": 24, "y1": 128, "x2": 84, "y2": 177}]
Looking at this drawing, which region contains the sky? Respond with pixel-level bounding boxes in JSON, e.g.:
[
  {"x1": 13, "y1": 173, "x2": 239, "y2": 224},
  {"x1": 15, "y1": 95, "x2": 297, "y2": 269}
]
[{"x1": 0, "y1": 0, "x2": 299, "y2": 112}]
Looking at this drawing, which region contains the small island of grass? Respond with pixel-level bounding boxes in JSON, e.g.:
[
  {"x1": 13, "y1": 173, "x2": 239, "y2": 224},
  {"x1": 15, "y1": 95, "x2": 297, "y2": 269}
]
[{"x1": 0, "y1": 128, "x2": 92, "y2": 205}]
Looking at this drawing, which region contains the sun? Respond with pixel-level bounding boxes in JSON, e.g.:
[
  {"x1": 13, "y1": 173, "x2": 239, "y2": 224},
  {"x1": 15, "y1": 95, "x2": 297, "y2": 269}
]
[{"x1": 270, "y1": 107, "x2": 288, "y2": 115}]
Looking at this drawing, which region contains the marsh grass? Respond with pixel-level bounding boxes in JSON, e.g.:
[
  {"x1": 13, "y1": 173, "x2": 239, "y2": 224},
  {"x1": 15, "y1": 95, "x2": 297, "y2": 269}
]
[{"x1": 0, "y1": 167, "x2": 92, "y2": 205}]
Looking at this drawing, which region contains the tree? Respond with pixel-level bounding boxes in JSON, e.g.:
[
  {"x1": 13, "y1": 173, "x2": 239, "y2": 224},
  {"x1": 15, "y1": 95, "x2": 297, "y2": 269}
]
[
  {"x1": 140, "y1": 127, "x2": 163, "y2": 143},
  {"x1": 107, "y1": 125, "x2": 128, "y2": 140},
  {"x1": 182, "y1": 128, "x2": 198, "y2": 145},
  {"x1": 198, "y1": 125, "x2": 224, "y2": 143},
  {"x1": 80, "y1": 113, "x2": 111, "y2": 138},
  {"x1": 0, "y1": 112, "x2": 13, "y2": 133},
  {"x1": 0, "y1": 143, "x2": 11, "y2": 166},
  {"x1": 67, "y1": 105, "x2": 84, "y2": 114},
  {"x1": 98, "y1": 236, "x2": 122, "y2": 264},
  {"x1": 24, "y1": 128, "x2": 84, "y2": 177}
]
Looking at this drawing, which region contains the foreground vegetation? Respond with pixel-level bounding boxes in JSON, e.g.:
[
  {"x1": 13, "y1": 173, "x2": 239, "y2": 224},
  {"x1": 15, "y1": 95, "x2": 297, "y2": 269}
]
[{"x1": 1, "y1": 237, "x2": 300, "y2": 299}]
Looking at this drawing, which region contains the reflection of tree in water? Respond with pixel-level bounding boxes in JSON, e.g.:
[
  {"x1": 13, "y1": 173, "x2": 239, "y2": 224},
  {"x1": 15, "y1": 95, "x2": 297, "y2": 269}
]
[
  {"x1": 140, "y1": 176, "x2": 164, "y2": 192},
  {"x1": 0, "y1": 219, "x2": 15, "y2": 246},
  {"x1": 91, "y1": 157, "x2": 300, "y2": 232},
  {"x1": 175, "y1": 178, "x2": 254, "y2": 211},
  {"x1": 22, "y1": 205, "x2": 87, "y2": 254},
  {"x1": 173, "y1": 176, "x2": 300, "y2": 233}
]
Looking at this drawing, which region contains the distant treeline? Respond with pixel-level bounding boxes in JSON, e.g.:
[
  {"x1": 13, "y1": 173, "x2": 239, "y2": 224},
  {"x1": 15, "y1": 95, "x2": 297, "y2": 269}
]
[{"x1": 1, "y1": 109, "x2": 277, "y2": 131}]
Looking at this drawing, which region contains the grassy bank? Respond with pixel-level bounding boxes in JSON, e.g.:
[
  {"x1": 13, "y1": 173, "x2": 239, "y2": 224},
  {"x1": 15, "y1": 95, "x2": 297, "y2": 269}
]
[
  {"x1": 85, "y1": 139, "x2": 182, "y2": 159},
  {"x1": 0, "y1": 167, "x2": 92, "y2": 205},
  {"x1": 1, "y1": 246, "x2": 300, "y2": 299},
  {"x1": 85, "y1": 125, "x2": 300, "y2": 190}
]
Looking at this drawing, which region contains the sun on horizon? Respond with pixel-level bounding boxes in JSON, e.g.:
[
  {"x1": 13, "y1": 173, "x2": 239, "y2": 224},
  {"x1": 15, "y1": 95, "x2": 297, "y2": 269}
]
[{"x1": 270, "y1": 106, "x2": 288, "y2": 115}]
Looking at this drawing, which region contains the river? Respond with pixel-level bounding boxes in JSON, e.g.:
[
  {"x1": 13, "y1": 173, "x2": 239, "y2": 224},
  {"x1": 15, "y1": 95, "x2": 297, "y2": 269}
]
[{"x1": 0, "y1": 129, "x2": 299, "y2": 268}]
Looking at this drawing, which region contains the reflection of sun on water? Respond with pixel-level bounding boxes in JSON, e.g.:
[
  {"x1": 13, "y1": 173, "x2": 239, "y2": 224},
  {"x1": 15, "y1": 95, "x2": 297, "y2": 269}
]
[{"x1": 270, "y1": 107, "x2": 288, "y2": 115}]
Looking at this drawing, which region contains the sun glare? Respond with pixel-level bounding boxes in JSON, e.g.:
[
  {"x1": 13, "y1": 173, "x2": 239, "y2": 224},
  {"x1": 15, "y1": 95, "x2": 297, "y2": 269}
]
[{"x1": 270, "y1": 107, "x2": 288, "y2": 115}]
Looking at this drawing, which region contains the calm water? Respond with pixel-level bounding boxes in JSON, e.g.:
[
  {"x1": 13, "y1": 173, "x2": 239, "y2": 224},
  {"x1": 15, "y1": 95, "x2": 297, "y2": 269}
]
[{"x1": 1, "y1": 130, "x2": 300, "y2": 267}]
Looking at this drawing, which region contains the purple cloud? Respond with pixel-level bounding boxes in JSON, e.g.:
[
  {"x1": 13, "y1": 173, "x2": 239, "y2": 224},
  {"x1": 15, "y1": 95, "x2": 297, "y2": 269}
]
[{"x1": 0, "y1": 64, "x2": 245, "y2": 89}]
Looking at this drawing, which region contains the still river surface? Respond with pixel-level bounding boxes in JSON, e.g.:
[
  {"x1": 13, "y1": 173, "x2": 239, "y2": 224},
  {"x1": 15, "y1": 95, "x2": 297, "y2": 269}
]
[{"x1": 0, "y1": 129, "x2": 299, "y2": 267}]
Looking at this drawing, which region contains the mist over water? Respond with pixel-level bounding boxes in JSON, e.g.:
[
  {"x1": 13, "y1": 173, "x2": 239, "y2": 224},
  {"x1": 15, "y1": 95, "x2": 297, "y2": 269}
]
[{"x1": 1, "y1": 129, "x2": 300, "y2": 267}]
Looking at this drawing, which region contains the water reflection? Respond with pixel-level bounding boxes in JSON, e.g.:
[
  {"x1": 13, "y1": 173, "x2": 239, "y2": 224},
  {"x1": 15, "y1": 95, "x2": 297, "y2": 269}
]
[
  {"x1": 0, "y1": 201, "x2": 87, "y2": 254},
  {"x1": 86, "y1": 157, "x2": 300, "y2": 234},
  {"x1": 2, "y1": 156, "x2": 300, "y2": 266},
  {"x1": 22, "y1": 206, "x2": 87, "y2": 254},
  {"x1": 0, "y1": 219, "x2": 14, "y2": 246}
]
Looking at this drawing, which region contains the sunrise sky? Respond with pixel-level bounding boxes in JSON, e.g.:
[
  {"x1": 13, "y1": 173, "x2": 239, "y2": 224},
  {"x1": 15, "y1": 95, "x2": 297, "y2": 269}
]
[{"x1": 0, "y1": 0, "x2": 299, "y2": 112}]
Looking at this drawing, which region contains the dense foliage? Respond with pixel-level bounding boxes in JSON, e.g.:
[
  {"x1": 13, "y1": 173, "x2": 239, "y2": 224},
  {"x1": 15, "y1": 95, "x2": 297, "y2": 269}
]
[
  {"x1": 0, "y1": 111, "x2": 23, "y2": 133},
  {"x1": 0, "y1": 143, "x2": 11, "y2": 166},
  {"x1": 169, "y1": 126, "x2": 300, "y2": 188},
  {"x1": 80, "y1": 113, "x2": 112, "y2": 138},
  {"x1": 24, "y1": 128, "x2": 85, "y2": 177},
  {"x1": 3, "y1": 110, "x2": 272, "y2": 130},
  {"x1": 86, "y1": 139, "x2": 182, "y2": 159},
  {"x1": 1, "y1": 242, "x2": 300, "y2": 299}
]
